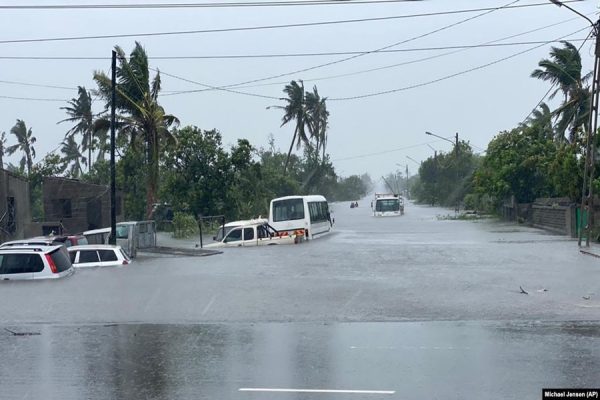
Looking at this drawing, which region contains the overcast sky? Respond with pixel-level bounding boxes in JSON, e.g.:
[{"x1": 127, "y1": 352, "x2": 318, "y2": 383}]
[{"x1": 0, "y1": 0, "x2": 597, "y2": 180}]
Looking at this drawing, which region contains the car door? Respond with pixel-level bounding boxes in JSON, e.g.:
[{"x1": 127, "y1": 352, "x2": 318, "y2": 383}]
[
  {"x1": 242, "y1": 227, "x2": 257, "y2": 247},
  {"x1": 98, "y1": 249, "x2": 120, "y2": 267},
  {"x1": 0, "y1": 253, "x2": 41, "y2": 280},
  {"x1": 76, "y1": 250, "x2": 101, "y2": 267},
  {"x1": 222, "y1": 227, "x2": 243, "y2": 247}
]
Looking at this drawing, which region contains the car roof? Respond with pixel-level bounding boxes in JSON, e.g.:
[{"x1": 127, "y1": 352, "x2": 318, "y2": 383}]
[
  {"x1": 0, "y1": 244, "x2": 63, "y2": 253},
  {"x1": 68, "y1": 244, "x2": 121, "y2": 251},
  {"x1": 223, "y1": 218, "x2": 268, "y2": 228},
  {"x1": 1, "y1": 238, "x2": 59, "y2": 245}
]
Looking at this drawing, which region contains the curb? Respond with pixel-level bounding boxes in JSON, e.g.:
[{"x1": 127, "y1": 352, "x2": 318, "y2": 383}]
[{"x1": 580, "y1": 249, "x2": 600, "y2": 259}]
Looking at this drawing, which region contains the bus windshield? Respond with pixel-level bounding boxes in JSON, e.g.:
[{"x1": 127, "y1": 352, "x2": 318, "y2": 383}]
[
  {"x1": 272, "y1": 198, "x2": 305, "y2": 222},
  {"x1": 376, "y1": 199, "x2": 400, "y2": 212}
]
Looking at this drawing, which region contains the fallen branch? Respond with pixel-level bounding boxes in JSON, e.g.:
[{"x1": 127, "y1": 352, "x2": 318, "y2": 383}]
[
  {"x1": 519, "y1": 286, "x2": 529, "y2": 295},
  {"x1": 4, "y1": 328, "x2": 41, "y2": 336}
]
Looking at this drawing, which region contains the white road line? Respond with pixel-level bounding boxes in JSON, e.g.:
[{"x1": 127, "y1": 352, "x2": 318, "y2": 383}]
[
  {"x1": 350, "y1": 346, "x2": 470, "y2": 350},
  {"x1": 239, "y1": 388, "x2": 395, "y2": 395},
  {"x1": 202, "y1": 295, "x2": 216, "y2": 315}
]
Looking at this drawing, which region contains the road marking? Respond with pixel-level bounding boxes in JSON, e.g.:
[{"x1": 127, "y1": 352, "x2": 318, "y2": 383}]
[
  {"x1": 344, "y1": 288, "x2": 362, "y2": 308},
  {"x1": 202, "y1": 295, "x2": 216, "y2": 315},
  {"x1": 239, "y1": 388, "x2": 395, "y2": 395},
  {"x1": 350, "y1": 346, "x2": 470, "y2": 350}
]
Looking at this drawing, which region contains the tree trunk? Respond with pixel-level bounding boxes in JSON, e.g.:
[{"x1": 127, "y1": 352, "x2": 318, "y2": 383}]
[
  {"x1": 146, "y1": 133, "x2": 158, "y2": 220},
  {"x1": 283, "y1": 129, "x2": 297, "y2": 175}
]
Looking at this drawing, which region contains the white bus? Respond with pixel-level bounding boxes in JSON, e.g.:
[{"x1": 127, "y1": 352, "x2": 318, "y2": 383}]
[
  {"x1": 372, "y1": 193, "x2": 404, "y2": 217},
  {"x1": 269, "y1": 195, "x2": 333, "y2": 240}
]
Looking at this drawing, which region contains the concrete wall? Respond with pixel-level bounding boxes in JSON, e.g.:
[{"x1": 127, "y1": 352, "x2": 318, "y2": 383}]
[
  {"x1": 43, "y1": 177, "x2": 124, "y2": 234},
  {"x1": 0, "y1": 170, "x2": 31, "y2": 242},
  {"x1": 531, "y1": 198, "x2": 575, "y2": 236}
]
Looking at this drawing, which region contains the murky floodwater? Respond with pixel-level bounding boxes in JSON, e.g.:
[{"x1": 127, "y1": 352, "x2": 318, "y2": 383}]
[{"x1": 1, "y1": 200, "x2": 599, "y2": 398}]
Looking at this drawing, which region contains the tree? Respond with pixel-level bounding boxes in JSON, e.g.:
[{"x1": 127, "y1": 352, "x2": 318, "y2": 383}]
[
  {"x1": 58, "y1": 86, "x2": 103, "y2": 171},
  {"x1": 474, "y1": 127, "x2": 556, "y2": 204},
  {"x1": 270, "y1": 80, "x2": 309, "y2": 174},
  {"x1": 531, "y1": 41, "x2": 591, "y2": 143},
  {"x1": 60, "y1": 135, "x2": 86, "y2": 178},
  {"x1": 525, "y1": 102, "x2": 554, "y2": 140},
  {"x1": 161, "y1": 126, "x2": 234, "y2": 219},
  {"x1": 6, "y1": 119, "x2": 36, "y2": 176},
  {"x1": 93, "y1": 41, "x2": 180, "y2": 219},
  {"x1": 305, "y1": 85, "x2": 329, "y2": 161}
]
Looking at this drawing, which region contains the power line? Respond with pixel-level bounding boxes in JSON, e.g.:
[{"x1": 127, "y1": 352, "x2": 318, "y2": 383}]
[
  {"x1": 0, "y1": 2, "x2": 578, "y2": 45},
  {"x1": 0, "y1": 0, "x2": 580, "y2": 10},
  {"x1": 332, "y1": 138, "x2": 455, "y2": 162},
  {"x1": 0, "y1": 79, "x2": 74, "y2": 90},
  {"x1": 191, "y1": 0, "x2": 521, "y2": 92},
  {"x1": 159, "y1": 13, "x2": 592, "y2": 96},
  {"x1": 328, "y1": 26, "x2": 591, "y2": 101},
  {"x1": 0, "y1": 95, "x2": 67, "y2": 102},
  {"x1": 3, "y1": 38, "x2": 591, "y2": 62},
  {"x1": 153, "y1": 68, "x2": 281, "y2": 100}
]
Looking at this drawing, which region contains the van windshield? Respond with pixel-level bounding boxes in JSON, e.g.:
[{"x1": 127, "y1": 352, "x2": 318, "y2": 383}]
[
  {"x1": 215, "y1": 226, "x2": 236, "y2": 241},
  {"x1": 116, "y1": 226, "x2": 129, "y2": 239}
]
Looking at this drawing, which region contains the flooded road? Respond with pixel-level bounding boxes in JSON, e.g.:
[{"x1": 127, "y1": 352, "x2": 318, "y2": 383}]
[
  {"x1": 1, "y1": 201, "x2": 599, "y2": 398},
  {"x1": 0, "y1": 201, "x2": 597, "y2": 324},
  {"x1": 1, "y1": 321, "x2": 599, "y2": 399}
]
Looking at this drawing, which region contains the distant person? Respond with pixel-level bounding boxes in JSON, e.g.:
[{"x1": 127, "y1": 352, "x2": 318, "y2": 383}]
[{"x1": 355, "y1": 202, "x2": 359, "y2": 207}]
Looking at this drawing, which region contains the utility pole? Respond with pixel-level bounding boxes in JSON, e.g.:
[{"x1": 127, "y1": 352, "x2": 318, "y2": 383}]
[
  {"x1": 109, "y1": 50, "x2": 117, "y2": 246},
  {"x1": 455, "y1": 132, "x2": 460, "y2": 215},
  {"x1": 550, "y1": 0, "x2": 600, "y2": 246},
  {"x1": 405, "y1": 164, "x2": 409, "y2": 199}
]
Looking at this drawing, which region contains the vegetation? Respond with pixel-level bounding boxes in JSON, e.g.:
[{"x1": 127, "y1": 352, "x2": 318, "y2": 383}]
[
  {"x1": 1, "y1": 42, "x2": 369, "y2": 233},
  {"x1": 413, "y1": 41, "x2": 593, "y2": 219}
]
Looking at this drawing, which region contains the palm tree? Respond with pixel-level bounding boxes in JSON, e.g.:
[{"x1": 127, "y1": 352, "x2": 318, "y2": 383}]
[
  {"x1": 269, "y1": 80, "x2": 309, "y2": 174},
  {"x1": 531, "y1": 41, "x2": 591, "y2": 143},
  {"x1": 6, "y1": 120, "x2": 36, "y2": 175},
  {"x1": 58, "y1": 86, "x2": 104, "y2": 171},
  {"x1": 525, "y1": 102, "x2": 555, "y2": 140},
  {"x1": 60, "y1": 135, "x2": 87, "y2": 178},
  {"x1": 305, "y1": 85, "x2": 329, "y2": 161},
  {"x1": 92, "y1": 41, "x2": 179, "y2": 219}
]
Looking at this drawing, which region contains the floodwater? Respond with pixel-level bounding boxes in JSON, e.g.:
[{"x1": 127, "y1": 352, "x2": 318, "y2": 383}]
[{"x1": 1, "y1": 200, "x2": 599, "y2": 398}]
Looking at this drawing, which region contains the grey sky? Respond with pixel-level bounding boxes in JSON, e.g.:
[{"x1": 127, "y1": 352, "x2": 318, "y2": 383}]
[{"x1": 0, "y1": 0, "x2": 597, "y2": 180}]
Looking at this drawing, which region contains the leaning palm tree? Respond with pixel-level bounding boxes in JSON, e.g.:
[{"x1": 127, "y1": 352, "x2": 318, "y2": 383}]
[
  {"x1": 6, "y1": 120, "x2": 36, "y2": 176},
  {"x1": 305, "y1": 85, "x2": 329, "y2": 161},
  {"x1": 268, "y1": 80, "x2": 309, "y2": 174},
  {"x1": 60, "y1": 135, "x2": 87, "y2": 178},
  {"x1": 93, "y1": 42, "x2": 179, "y2": 218},
  {"x1": 531, "y1": 41, "x2": 591, "y2": 143},
  {"x1": 58, "y1": 86, "x2": 103, "y2": 171}
]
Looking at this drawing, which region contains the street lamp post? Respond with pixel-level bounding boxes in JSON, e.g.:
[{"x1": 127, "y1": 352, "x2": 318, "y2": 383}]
[
  {"x1": 426, "y1": 131, "x2": 460, "y2": 214},
  {"x1": 549, "y1": 0, "x2": 600, "y2": 247}
]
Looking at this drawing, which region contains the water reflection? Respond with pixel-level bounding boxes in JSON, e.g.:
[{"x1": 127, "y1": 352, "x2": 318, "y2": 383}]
[{"x1": 1, "y1": 321, "x2": 599, "y2": 399}]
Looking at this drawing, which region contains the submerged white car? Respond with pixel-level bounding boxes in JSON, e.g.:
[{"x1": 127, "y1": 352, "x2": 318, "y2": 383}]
[{"x1": 68, "y1": 245, "x2": 132, "y2": 268}]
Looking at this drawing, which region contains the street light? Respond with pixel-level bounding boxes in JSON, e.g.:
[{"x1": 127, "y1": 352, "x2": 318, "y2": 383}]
[
  {"x1": 406, "y1": 156, "x2": 421, "y2": 166},
  {"x1": 425, "y1": 131, "x2": 460, "y2": 214},
  {"x1": 549, "y1": 0, "x2": 600, "y2": 247}
]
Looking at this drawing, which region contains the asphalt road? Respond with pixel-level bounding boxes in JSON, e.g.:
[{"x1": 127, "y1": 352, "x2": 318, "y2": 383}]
[{"x1": 1, "y1": 201, "x2": 599, "y2": 399}]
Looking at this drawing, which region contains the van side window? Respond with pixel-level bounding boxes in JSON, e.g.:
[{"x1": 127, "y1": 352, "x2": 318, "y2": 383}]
[{"x1": 244, "y1": 228, "x2": 254, "y2": 241}]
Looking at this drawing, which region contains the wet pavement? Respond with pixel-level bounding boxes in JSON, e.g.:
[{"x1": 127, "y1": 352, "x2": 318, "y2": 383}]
[
  {"x1": 1, "y1": 321, "x2": 599, "y2": 399},
  {"x1": 1, "y1": 201, "x2": 599, "y2": 398}
]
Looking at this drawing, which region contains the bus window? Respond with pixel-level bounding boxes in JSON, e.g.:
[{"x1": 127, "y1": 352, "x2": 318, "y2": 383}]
[{"x1": 272, "y1": 199, "x2": 305, "y2": 222}]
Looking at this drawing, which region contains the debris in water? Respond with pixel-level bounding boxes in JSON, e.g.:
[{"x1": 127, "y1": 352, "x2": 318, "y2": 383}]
[
  {"x1": 519, "y1": 286, "x2": 529, "y2": 295},
  {"x1": 537, "y1": 288, "x2": 548, "y2": 292},
  {"x1": 4, "y1": 328, "x2": 40, "y2": 336},
  {"x1": 583, "y1": 296, "x2": 591, "y2": 300}
]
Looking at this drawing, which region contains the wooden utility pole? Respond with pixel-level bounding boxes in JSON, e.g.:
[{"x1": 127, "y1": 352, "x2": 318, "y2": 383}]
[{"x1": 110, "y1": 50, "x2": 117, "y2": 246}]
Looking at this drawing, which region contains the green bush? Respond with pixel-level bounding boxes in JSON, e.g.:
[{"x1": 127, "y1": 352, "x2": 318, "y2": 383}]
[{"x1": 172, "y1": 212, "x2": 199, "y2": 238}]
